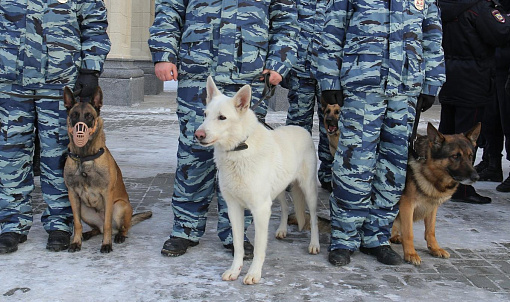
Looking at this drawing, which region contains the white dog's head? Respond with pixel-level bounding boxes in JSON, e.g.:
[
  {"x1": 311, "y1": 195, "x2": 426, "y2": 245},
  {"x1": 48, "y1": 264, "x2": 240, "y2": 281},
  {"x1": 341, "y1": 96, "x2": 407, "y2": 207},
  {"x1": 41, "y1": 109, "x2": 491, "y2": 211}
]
[{"x1": 194, "y1": 76, "x2": 256, "y2": 151}]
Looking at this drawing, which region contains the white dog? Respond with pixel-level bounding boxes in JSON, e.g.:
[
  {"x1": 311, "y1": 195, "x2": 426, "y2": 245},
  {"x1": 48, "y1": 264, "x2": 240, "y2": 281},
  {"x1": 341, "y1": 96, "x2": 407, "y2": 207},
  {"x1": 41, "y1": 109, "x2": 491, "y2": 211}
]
[{"x1": 194, "y1": 76, "x2": 320, "y2": 285}]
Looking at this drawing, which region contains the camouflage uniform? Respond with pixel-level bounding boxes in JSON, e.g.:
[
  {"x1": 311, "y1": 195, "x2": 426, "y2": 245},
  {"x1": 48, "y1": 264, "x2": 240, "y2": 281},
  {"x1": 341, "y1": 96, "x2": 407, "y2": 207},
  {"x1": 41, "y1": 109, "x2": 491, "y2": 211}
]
[
  {"x1": 0, "y1": 0, "x2": 110, "y2": 235},
  {"x1": 317, "y1": 0, "x2": 445, "y2": 251},
  {"x1": 149, "y1": 0, "x2": 298, "y2": 245},
  {"x1": 284, "y1": 0, "x2": 333, "y2": 186}
]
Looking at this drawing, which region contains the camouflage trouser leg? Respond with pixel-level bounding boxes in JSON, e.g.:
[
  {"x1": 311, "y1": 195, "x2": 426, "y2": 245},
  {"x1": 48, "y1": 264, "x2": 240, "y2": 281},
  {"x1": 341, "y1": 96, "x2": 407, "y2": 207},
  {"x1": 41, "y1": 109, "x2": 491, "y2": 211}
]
[
  {"x1": 171, "y1": 80, "x2": 258, "y2": 245},
  {"x1": 329, "y1": 91, "x2": 413, "y2": 251},
  {"x1": 0, "y1": 84, "x2": 72, "y2": 235},
  {"x1": 285, "y1": 74, "x2": 333, "y2": 183}
]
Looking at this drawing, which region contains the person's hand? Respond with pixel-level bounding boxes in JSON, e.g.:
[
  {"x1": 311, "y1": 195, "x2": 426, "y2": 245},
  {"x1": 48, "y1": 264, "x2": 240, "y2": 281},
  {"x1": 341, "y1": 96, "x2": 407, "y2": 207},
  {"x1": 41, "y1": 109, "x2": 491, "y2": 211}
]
[
  {"x1": 262, "y1": 69, "x2": 283, "y2": 86},
  {"x1": 505, "y1": 74, "x2": 510, "y2": 95},
  {"x1": 322, "y1": 90, "x2": 344, "y2": 107},
  {"x1": 155, "y1": 62, "x2": 178, "y2": 81},
  {"x1": 418, "y1": 93, "x2": 436, "y2": 112},
  {"x1": 76, "y1": 69, "x2": 100, "y2": 98}
]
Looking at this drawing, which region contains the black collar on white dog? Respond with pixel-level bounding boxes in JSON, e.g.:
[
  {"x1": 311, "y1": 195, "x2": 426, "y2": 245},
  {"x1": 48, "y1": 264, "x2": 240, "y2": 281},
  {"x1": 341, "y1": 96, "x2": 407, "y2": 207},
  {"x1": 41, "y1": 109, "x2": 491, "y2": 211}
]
[{"x1": 229, "y1": 141, "x2": 248, "y2": 152}]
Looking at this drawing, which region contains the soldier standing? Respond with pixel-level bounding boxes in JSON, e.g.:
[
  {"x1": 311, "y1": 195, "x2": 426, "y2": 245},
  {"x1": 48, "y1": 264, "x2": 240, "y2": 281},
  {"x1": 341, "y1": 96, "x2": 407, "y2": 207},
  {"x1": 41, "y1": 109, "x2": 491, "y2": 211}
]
[
  {"x1": 0, "y1": 0, "x2": 111, "y2": 253},
  {"x1": 149, "y1": 0, "x2": 299, "y2": 257},
  {"x1": 317, "y1": 0, "x2": 445, "y2": 266},
  {"x1": 283, "y1": 0, "x2": 334, "y2": 192}
]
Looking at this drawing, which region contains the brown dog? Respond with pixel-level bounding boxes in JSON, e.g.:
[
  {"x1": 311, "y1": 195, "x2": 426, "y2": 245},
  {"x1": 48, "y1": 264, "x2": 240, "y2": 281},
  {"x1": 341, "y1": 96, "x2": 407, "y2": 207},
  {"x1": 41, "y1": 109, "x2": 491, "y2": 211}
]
[
  {"x1": 320, "y1": 97, "x2": 341, "y2": 157},
  {"x1": 63, "y1": 86, "x2": 152, "y2": 253},
  {"x1": 390, "y1": 122, "x2": 481, "y2": 265}
]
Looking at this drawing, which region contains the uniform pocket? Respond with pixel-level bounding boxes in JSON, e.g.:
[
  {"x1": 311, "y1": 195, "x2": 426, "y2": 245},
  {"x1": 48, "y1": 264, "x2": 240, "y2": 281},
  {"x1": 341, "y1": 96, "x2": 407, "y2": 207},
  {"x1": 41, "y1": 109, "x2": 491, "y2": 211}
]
[
  {"x1": 178, "y1": 23, "x2": 214, "y2": 79},
  {"x1": 237, "y1": 29, "x2": 269, "y2": 79},
  {"x1": 0, "y1": 33, "x2": 21, "y2": 82},
  {"x1": 402, "y1": 42, "x2": 425, "y2": 92},
  {"x1": 341, "y1": 36, "x2": 385, "y2": 89}
]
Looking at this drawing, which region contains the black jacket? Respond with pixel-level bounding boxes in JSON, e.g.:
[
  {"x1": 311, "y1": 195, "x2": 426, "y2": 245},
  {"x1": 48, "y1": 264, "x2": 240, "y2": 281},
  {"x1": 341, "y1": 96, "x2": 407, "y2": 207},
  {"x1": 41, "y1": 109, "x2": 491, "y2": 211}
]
[{"x1": 439, "y1": 0, "x2": 510, "y2": 107}]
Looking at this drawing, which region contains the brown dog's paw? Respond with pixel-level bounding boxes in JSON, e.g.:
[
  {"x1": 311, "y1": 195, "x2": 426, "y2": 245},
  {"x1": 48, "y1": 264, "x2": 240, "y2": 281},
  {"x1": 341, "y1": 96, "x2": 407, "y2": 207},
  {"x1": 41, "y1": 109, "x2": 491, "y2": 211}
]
[
  {"x1": 68, "y1": 243, "x2": 81, "y2": 253},
  {"x1": 429, "y1": 248, "x2": 450, "y2": 259},
  {"x1": 389, "y1": 235, "x2": 402, "y2": 244},
  {"x1": 114, "y1": 234, "x2": 126, "y2": 244},
  {"x1": 100, "y1": 243, "x2": 113, "y2": 253},
  {"x1": 404, "y1": 252, "x2": 421, "y2": 266}
]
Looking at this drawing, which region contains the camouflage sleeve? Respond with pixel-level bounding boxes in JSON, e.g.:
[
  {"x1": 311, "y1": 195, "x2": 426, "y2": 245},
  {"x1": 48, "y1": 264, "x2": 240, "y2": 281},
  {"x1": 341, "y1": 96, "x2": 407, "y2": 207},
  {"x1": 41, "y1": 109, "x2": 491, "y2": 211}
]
[
  {"x1": 317, "y1": 0, "x2": 351, "y2": 91},
  {"x1": 421, "y1": 0, "x2": 446, "y2": 96},
  {"x1": 77, "y1": 0, "x2": 111, "y2": 72},
  {"x1": 264, "y1": 0, "x2": 300, "y2": 77},
  {"x1": 148, "y1": 0, "x2": 186, "y2": 64}
]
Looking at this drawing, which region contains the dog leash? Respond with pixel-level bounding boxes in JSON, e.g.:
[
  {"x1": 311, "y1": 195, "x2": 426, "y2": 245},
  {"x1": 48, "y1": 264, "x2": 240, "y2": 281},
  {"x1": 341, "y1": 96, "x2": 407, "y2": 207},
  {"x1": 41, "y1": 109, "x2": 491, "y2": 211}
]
[
  {"x1": 0, "y1": 88, "x2": 81, "y2": 100},
  {"x1": 409, "y1": 96, "x2": 423, "y2": 159},
  {"x1": 251, "y1": 73, "x2": 276, "y2": 130}
]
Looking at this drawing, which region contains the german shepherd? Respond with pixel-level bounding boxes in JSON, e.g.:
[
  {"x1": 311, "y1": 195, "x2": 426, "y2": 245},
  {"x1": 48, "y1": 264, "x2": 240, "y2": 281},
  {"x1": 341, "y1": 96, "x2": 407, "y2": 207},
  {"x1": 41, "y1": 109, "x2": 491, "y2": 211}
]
[
  {"x1": 63, "y1": 86, "x2": 152, "y2": 253},
  {"x1": 390, "y1": 122, "x2": 481, "y2": 265},
  {"x1": 320, "y1": 97, "x2": 341, "y2": 157}
]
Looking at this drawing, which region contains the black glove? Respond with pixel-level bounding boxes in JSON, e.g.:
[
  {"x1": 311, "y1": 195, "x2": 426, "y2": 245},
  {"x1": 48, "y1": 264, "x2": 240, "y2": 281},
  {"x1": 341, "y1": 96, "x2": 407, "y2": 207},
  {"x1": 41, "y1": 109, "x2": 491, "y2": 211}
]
[
  {"x1": 418, "y1": 93, "x2": 436, "y2": 112},
  {"x1": 505, "y1": 74, "x2": 510, "y2": 95},
  {"x1": 76, "y1": 69, "x2": 100, "y2": 98},
  {"x1": 322, "y1": 90, "x2": 344, "y2": 107}
]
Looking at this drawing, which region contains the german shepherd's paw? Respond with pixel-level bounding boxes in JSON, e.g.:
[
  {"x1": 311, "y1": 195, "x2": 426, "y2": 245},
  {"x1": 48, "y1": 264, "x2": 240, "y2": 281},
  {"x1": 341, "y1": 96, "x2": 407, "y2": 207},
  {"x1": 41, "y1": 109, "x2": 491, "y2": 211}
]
[
  {"x1": 68, "y1": 243, "x2": 81, "y2": 253},
  {"x1": 114, "y1": 234, "x2": 127, "y2": 244},
  {"x1": 429, "y1": 248, "x2": 450, "y2": 259},
  {"x1": 389, "y1": 235, "x2": 402, "y2": 244},
  {"x1": 404, "y1": 252, "x2": 422, "y2": 266},
  {"x1": 222, "y1": 269, "x2": 241, "y2": 281},
  {"x1": 100, "y1": 243, "x2": 113, "y2": 253}
]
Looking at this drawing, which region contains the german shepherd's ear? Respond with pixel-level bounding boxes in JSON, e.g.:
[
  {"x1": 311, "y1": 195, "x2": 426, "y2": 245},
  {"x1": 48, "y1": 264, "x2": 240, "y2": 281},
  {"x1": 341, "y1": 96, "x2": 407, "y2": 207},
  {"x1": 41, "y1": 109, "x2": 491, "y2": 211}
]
[
  {"x1": 63, "y1": 86, "x2": 76, "y2": 111},
  {"x1": 464, "y1": 122, "x2": 481, "y2": 147},
  {"x1": 90, "y1": 86, "x2": 103, "y2": 115},
  {"x1": 233, "y1": 84, "x2": 252, "y2": 112},
  {"x1": 426, "y1": 122, "x2": 445, "y2": 149},
  {"x1": 206, "y1": 75, "x2": 221, "y2": 104}
]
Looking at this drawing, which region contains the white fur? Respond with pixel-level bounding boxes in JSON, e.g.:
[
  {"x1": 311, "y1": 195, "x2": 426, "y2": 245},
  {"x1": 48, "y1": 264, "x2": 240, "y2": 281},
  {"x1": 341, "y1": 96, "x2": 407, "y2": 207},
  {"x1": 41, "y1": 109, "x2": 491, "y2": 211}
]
[{"x1": 195, "y1": 76, "x2": 320, "y2": 285}]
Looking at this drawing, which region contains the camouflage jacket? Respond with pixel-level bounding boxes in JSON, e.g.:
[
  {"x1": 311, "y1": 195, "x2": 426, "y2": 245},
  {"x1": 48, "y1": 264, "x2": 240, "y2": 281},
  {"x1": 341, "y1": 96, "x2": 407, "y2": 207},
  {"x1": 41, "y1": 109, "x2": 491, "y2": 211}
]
[
  {"x1": 317, "y1": 0, "x2": 446, "y2": 97},
  {"x1": 0, "y1": 0, "x2": 110, "y2": 90},
  {"x1": 148, "y1": 0, "x2": 299, "y2": 85}
]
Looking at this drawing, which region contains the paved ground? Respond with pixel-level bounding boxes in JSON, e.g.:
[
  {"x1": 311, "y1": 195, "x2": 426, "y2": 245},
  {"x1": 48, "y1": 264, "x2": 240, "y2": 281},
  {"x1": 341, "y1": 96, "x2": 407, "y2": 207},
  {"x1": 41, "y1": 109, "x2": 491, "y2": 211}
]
[{"x1": 1, "y1": 90, "x2": 510, "y2": 301}]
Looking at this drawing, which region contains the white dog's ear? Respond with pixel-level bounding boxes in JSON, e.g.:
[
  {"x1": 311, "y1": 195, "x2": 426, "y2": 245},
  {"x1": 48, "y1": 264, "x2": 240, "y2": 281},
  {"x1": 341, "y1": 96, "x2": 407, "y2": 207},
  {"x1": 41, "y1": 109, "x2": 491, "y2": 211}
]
[
  {"x1": 206, "y1": 76, "x2": 221, "y2": 104},
  {"x1": 233, "y1": 84, "x2": 252, "y2": 112}
]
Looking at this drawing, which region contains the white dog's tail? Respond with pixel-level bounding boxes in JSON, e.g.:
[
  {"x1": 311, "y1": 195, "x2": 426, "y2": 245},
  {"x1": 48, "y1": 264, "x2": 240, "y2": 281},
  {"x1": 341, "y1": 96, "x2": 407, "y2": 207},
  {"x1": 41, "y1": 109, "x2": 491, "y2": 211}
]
[{"x1": 290, "y1": 183, "x2": 306, "y2": 231}]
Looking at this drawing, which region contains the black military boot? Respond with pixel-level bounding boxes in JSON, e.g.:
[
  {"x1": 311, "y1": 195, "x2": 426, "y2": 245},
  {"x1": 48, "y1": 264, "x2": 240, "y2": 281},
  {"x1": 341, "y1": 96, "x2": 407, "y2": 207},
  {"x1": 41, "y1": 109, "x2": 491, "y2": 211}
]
[
  {"x1": 496, "y1": 173, "x2": 510, "y2": 192},
  {"x1": 161, "y1": 237, "x2": 199, "y2": 257},
  {"x1": 360, "y1": 245, "x2": 403, "y2": 265},
  {"x1": 46, "y1": 230, "x2": 71, "y2": 252},
  {"x1": 0, "y1": 232, "x2": 28, "y2": 254},
  {"x1": 474, "y1": 152, "x2": 489, "y2": 173},
  {"x1": 451, "y1": 184, "x2": 491, "y2": 204},
  {"x1": 224, "y1": 241, "x2": 254, "y2": 260},
  {"x1": 478, "y1": 155, "x2": 503, "y2": 182}
]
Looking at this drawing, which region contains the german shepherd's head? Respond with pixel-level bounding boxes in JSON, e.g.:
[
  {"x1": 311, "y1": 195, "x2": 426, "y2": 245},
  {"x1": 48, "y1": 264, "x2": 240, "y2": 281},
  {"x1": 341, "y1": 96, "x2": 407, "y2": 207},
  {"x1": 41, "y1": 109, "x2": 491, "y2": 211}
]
[
  {"x1": 320, "y1": 96, "x2": 341, "y2": 137},
  {"x1": 418, "y1": 122, "x2": 481, "y2": 185},
  {"x1": 63, "y1": 86, "x2": 104, "y2": 150}
]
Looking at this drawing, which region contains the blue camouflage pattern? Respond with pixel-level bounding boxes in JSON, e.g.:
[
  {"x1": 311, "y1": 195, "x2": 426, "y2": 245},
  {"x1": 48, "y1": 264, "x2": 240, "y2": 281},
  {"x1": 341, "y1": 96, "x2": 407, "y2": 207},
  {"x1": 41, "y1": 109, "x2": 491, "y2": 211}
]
[
  {"x1": 317, "y1": 0, "x2": 445, "y2": 251},
  {"x1": 284, "y1": 0, "x2": 333, "y2": 185},
  {"x1": 0, "y1": 0, "x2": 110, "y2": 235},
  {"x1": 149, "y1": 0, "x2": 299, "y2": 245}
]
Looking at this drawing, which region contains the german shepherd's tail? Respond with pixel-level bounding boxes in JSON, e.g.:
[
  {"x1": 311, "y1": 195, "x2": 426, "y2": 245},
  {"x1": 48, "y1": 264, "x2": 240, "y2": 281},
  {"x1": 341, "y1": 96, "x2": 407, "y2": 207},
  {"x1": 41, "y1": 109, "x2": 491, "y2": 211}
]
[{"x1": 131, "y1": 211, "x2": 153, "y2": 225}]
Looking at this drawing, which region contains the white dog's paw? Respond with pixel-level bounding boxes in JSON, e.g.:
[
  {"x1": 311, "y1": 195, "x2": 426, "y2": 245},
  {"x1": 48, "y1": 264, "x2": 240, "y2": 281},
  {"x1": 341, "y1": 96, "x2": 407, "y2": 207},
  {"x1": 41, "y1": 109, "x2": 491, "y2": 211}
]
[
  {"x1": 243, "y1": 272, "x2": 261, "y2": 285},
  {"x1": 308, "y1": 244, "x2": 320, "y2": 255},
  {"x1": 275, "y1": 228, "x2": 287, "y2": 239},
  {"x1": 222, "y1": 269, "x2": 241, "y2": 281}
]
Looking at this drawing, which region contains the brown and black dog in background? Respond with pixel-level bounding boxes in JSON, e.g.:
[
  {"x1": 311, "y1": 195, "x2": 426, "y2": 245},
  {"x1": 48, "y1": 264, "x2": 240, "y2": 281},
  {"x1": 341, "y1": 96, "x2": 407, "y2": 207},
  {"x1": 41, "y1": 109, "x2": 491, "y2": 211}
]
[
  {"x1": 320, "y1": 97, "x2": 341, "y2": 157},
  {"x1": 390, "y1": 122, "x2": 481, "y2": 265},
  {"x1": 63, "y1": 86, "x2": 152, "y2": 253}
]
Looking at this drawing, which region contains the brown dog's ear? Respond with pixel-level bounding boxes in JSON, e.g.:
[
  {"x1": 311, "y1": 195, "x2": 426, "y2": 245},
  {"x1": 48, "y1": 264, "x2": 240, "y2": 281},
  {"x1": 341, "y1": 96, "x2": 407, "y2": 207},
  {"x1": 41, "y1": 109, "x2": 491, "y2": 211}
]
[
  {"x1": 464, "y1": 122, "x2": 481, "y2": 147},
  {"x1": 427, "y1": 122, "x2": 445, "y2": 149},
  {"x1": 90, "y1": 86, "x2": 103, "y2": 114},
  {"x1": 233, "y1": 84, "x2": 252, "y2": 112},
  {"x1": 63, "y1": 86, "x2": 76, "y2": 111}
]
